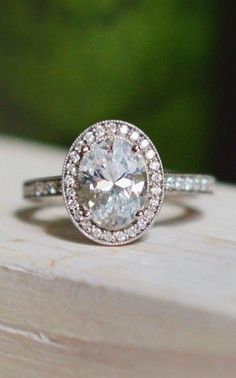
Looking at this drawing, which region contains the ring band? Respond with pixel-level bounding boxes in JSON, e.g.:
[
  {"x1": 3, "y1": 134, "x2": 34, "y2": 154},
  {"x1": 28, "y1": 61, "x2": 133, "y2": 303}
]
[
  {"x1": 23, "y1": 120, "x2": 216, "y2": 246},
  {"x1": 23, "y1": 173, "x2": 215, "y2": 199}
]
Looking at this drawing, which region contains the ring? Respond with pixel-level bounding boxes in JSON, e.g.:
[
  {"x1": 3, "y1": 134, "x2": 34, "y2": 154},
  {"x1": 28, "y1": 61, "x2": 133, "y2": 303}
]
[{"x1": 23, "y1": 120, "x2": 215, "y2": 246}]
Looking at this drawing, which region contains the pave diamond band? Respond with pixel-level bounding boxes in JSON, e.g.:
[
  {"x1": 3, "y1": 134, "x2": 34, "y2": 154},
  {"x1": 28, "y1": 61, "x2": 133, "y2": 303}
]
[
  {"x1": 23, "y1": 173, "x2": 215, "y2": 199},
  {"x1": 24, "y1": 176, "x2": 62, "y2": 199},
  {"x1": 165, "y1": 173, "x2": 215, "y2": 193},
  {"x1": 23, "y1": 120, "x2": 216, "y2": 246}
]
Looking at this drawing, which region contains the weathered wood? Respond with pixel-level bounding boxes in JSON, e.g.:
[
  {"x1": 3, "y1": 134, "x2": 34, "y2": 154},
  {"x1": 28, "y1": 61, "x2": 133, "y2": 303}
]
[{"x1": 0, "y1": 136, "x2": 236, "y2": 377}]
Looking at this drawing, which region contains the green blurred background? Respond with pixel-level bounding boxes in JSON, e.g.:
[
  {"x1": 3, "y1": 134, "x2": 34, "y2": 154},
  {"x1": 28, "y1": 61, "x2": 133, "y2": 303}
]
[{"x1": 0, "y1": 1, "x2": 235, "y2": 180}]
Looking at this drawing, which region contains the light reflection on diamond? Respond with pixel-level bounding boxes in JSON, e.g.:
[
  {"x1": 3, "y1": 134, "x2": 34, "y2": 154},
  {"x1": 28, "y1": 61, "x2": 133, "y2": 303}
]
[{"x1": 77, "y1": 138, "x2": 147, "y2": 230}]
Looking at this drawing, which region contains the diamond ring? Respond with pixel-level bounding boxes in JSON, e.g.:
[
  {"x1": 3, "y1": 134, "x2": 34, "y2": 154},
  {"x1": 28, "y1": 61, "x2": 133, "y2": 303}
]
[{"x1": 23, "y1": 120, "x2": 215, "y2": 246}]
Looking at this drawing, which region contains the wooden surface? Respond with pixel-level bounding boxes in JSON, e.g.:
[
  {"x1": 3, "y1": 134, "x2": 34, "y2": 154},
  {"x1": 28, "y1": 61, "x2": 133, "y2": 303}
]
[{"x1": 0, "y1": 136, "x2": 236, "y2": 378}]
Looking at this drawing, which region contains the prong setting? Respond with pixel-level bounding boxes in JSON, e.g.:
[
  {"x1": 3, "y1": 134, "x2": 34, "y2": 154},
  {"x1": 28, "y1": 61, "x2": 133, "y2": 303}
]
[
  {"x1": 83, "y1": 209, "x2": 91, "y2": 219},
  {"x1": 81, "y1": 145, "x2": 90, "y2": 154},
  {"x1": 136, "y1": 210, "x2": 144, "y2": 218},
  {"x1": 132, "y1": 144, "x2": 140, "y2": 153}
]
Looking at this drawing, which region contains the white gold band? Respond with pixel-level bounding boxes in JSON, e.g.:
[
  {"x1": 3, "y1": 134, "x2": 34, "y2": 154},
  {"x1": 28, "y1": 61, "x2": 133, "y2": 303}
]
[{"x1": 23, "y1": 173, "x2": 215, "y2": 199}]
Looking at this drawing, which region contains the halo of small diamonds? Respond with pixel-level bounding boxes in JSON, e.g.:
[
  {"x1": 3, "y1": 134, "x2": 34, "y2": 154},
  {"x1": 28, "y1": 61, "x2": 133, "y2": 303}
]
[{"x1": 62, "y1": 120, "x2": 164, "y2": 245}]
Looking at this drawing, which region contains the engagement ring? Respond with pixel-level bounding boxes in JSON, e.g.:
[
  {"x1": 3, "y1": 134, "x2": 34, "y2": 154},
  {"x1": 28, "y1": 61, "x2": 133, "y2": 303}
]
[{"x1": 23, "y1": 120, "x2": 215, "y2": 245}]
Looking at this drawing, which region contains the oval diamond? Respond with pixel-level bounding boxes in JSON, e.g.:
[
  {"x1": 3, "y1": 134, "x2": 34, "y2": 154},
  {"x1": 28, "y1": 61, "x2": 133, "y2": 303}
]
[
  {"x1": 62, "y1": 120, "x2": 165, "y2": 245},
  {"x1": 77, "y1": 138, "x2": 147, "y2": 230}
]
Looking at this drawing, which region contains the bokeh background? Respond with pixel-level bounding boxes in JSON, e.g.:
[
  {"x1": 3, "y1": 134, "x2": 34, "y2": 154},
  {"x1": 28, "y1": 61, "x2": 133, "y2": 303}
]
[{"x1": 0, "y1": 1, "x2": 235, "y2": 182}]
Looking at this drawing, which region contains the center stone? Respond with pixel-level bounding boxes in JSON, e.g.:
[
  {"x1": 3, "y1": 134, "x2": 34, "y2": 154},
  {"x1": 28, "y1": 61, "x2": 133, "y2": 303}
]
[{"x1": 77, "y1": 138, "x2": 147, "y2": 230}]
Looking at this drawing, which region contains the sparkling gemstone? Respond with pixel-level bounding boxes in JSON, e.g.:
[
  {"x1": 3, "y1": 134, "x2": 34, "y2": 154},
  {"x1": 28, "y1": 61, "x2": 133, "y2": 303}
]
[
  {"x1": 151, "y1": 186, "x2": 162, "y2": 196},
  {"x1": 103, "y1": 231, "x2": 114, "y2": 242},
  {"x1": 151, "y1": 173, "x2": 160, "y2": 182},
  {"x1": 149, "y1": 198, "x2": 159, "y2": 209},
  {"x1": 92, "y1": 227, "x2": 102, "y2": 239},
  {"x1": 95, "y1": 125, "x2": 105, "y2": 138},
  {"x1": 65, "y1": 175, "x2": 74, "y2": 187},
  {"x1": 194, "y1": 177, "x2": 201, "y2": 190},
  {"x1": 67, "y1": 163, "x2": 76, "y2": 175},
  {"x1": 120, "y1": 125, "x2": 129, "y2": 135},
  {"x1": 35, "y1": 183, "x2": 44, "y2": 197},
  {"x1": 68, "y1": 199, "x2": 78, "y2": 211},
  {"x1": 70, "y1": 151, "x2": 80, "y2": 163},
  {"x1": 165, "y1": 176, "x2": 174, "y2": 190},
  {"x1": 74, "y1": 141, "x2": 83, "y2": 152},
  {"x1": 78, "y1": 138, "x2": 147, "y2": 230},
  {"x1": 48, "y1": 184, "x2": 57, "y2": 195},
  {"x1": 66, "y1": 187, "x2": 76, "y2": 198},
  {"x1": 108, "y1": 123, "x2": 117, "y2": 134},
  {"x1": 201, "y1": 177, "x2": 208, "y2": 191},
  {"x1": 137, "y1": 218, "x2": 147, "y2": 230},
  {"x1": 81, "y1": 221, "x2": 92, "y2": 232},
  {"x1": 146, "y1": 149, "x2": 155, "y2": 160},
  {"x1": 115, "y1": 231, "x2": 126, "y2": 242},
  {"x1": 152, "y1": 173, "x2": 159, "y2": 181},
  {"x1": 144, "y1": 209, "x2": 154, "y2": 221},
  {"x1": 131, "y1": 131, "x2": 139, "y2": 141},
  {"x1": 84, "y1": 131, "x2": 95, "y2": 143},
  {"x1": 140, "y1": 139, "x2": 149, "y2": 149},
  {"x1": 176, "y1": 177, "x2": 184, "y2": 190},
  {"x1": 127, "y1": 226, "x2": 138, "y2": 238},
  {"x1": 74, "y1": 210, "x2": 83, "y2": 221},
  {"x1": 150, "y1": 160, "x2": 160, "y2": 170},
  {"x1": 185, "y1": 177, "x2": 194, "y2": 191}
]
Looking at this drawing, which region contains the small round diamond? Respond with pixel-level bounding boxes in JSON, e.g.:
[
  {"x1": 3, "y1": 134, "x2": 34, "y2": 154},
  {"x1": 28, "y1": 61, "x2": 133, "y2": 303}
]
[
  {"x1": 140, "y1": 139, "x2": 149, "y2": 150},
  {"x1": 146, "y1": 149, "x2": 155, "y2": 160},
  {"x1": 92, "y1": 227, "x2": 102, "y2": 239},
  {"x1": 81, "y1": 221, "x2": 92, "y2": 233},
  {"x1": 68, "y1": 199, "x2": 78, "y2": 211},
  {"x1": 150, "y1": 160, "x2": 160, "y2": 170},
  {"x1": 176, "y1": 177, "x2": 184, "y2": 191},
  {"x1": 74, "y1": 210, "x2": 83, "y2": 221},
  {"x1": 149, "y1": 198, "x2": 159, "y2": 209},
  {"x1": 66, "y1": 187, "x2": 76, "y2": 198},
  {"x1": 84, "y1": 132, "x2": 95, "y2": 143},
  {"x1": 201, "y1": 177, "x2": 210, "y2": 191},
  {"x1": 151, "y1": 173, "x2": 162, "y2": 183},
  {"x1": 137, "y1": 218, "x2": 147, "y2": 231},
  {"x1": 194, "y1": 177, "x2": 201, "y2": 190},
  {"x1": 108, "y1": 122, "x2": 117, "y2": 134},
  {"x1": 130, "y1": 131, "x2": 139, "y2": 141},
  {"x1": 120, "y1": 125, "x2": 129, "y2": 135},
  {"x1": 74, "y1": 141, "x2": 83, "y2": 152},
  {"x1": 70, "y1": 151, "x2": 80, "y2": 163},
  {"x1": 151, "y1": 186, "x2": 162, "y2": 196},
  {"x1": 103, "y1": 231, "x2": 114, "y2": 242},
  {"x1": 127, "y1": 226, "x2": 138, "y2": 238},
  {"x1": 115, "y1": 231, "x2": 126, "y2": 242},
  {"x1": 165, "y1": 176, "x2": 174, "y2": 190},
  {"x1": 185, "y1": 177, "x2": 194, "y2": 191},
  {"x1": 67, "y1": 163, "x2": 76, "y2": 175},
  {"x1": 65, "y1": 175, "x2": 75, "y2": 187},
  {"x1": 144, "y1": 209, "x2": 154, "y2": 221},
  {"x1": 48, "y1": 184, "x2": 57, "y2": 195},
  {"x1": 95, "y1": 125, "x2": 105, "y2": 138}
]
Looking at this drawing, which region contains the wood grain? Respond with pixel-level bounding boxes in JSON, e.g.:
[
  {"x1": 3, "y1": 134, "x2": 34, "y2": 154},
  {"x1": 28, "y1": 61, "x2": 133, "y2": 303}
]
[{"x1": 0, "y1": 136, "x2": 236, "y2": 377}]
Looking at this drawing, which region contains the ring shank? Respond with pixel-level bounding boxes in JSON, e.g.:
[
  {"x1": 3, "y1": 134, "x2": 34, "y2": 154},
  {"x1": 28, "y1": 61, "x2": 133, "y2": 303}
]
[{"x1": 23, "y1": 173, "x2": 215, "y2": 199}]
